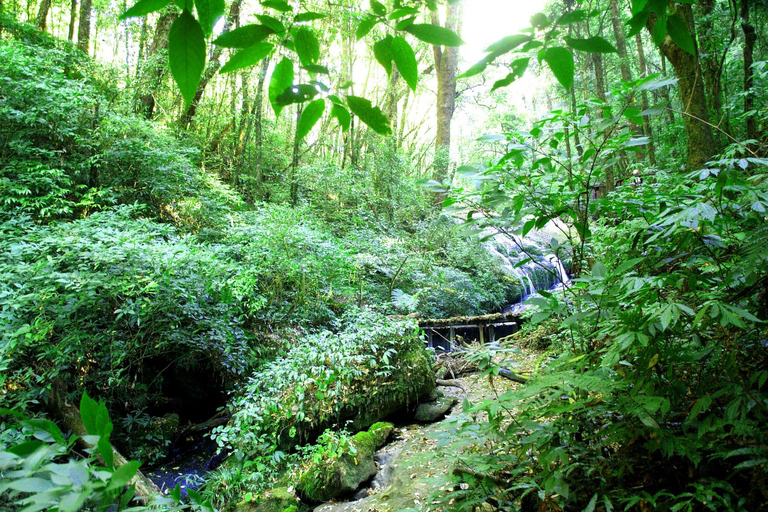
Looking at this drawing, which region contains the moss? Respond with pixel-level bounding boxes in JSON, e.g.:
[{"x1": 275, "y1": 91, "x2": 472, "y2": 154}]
[
  {"x1": 369, "y1": 422, "x2": 394, "y2": 447},
  {"x1": 234, "y1": 487, "x2": 298, "y2": 512}
]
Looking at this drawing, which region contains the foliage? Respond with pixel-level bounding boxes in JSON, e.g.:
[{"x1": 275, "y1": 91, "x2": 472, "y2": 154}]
[
  {"x1": 0, "y1": 392, "x2": 212, "y2": 511},
  {"x1": 440, "y1": 100, "x2": 768, "y2": 509},
  {"x1": 211, "y1": 309, "x2": 432, "y2": 457}
]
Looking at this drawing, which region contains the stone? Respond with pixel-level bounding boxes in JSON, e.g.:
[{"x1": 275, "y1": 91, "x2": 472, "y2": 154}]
[
  {"x1": 296, "y1": 423, "x2": 394, "y2": 503},
  {"x1": 234, "y1": 487, "x2": 298, "y2": 512},
  {"x1": 414, "y1": 396, "x2": 457, "y2": 422}
]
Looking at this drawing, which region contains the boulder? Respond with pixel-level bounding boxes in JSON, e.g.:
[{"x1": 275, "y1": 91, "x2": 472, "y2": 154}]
[
  {"x1": 414, "y1": 396, "x2": 457, "y2": 422},
  {"x1": 296, "y1": 422, "x2": 393, "y2": 503},
  {"x1": 234, "y1": 487, "x2": 298, "y2": 512}
]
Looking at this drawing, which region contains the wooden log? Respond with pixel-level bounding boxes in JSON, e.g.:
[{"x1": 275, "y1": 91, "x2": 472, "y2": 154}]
[
  {"x1": 436, "y1": 378, "x2": 467, "y2": 392},
  {"x1": 497, "y1": 368, "x2": 528, "y2": 384}
]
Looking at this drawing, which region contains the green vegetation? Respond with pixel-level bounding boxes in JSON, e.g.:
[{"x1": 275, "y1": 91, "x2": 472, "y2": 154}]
[{"x1": 1, "y1": 0, "x2": 768, "y2": 510}]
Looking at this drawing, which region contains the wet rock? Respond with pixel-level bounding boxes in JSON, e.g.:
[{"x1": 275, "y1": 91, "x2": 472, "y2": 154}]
[
  {"x1": 297, "y1": 423, "x2": 393, "y2": 503},
  {"x1": 414, "y1": 396, "x2": 457, "y2": 422}
]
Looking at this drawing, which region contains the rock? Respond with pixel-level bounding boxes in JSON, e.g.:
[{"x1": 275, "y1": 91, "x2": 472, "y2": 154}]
[
  {"x1": 297, "y1": 423, "x2": 393, "y2": 503},
  {"x1": 414, "y1": 396, "x2": 457, "y2": 422},
  {"x1": 234, "y1": 487, "x2": 299, "y2": 512},
  {"x1": 425, "y1": 388, "x2": 445, "y2": 401}
]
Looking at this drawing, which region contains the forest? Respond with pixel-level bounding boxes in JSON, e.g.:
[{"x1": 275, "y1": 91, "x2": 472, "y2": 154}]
[{"x1": 0, "y1": 0, "x2": 767, "y2": 510}]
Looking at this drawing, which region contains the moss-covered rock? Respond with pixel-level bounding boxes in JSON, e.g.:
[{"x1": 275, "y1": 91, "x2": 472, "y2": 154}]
[
  {"x1": 234, "y1": 487, "x2": 298, "y2": 512},
  {"x1": 414, "y1": 396, "x2": 457, "y2": 422},
  {"x1": 296, "y1": 423, "x2": 394, "y2": 503},
  {"x1": 219, "y1": 312, "x2": 434, "y2": 454}
]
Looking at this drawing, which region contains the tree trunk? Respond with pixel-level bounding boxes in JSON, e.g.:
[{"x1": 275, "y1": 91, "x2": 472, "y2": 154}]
[
  {"x1": 431, "y1": 0, "x2": 461, "y2": 188},
  {"x1": 635, "y1": 33, "x2": 656, "y2": 166},
  {"x1": 609, "y1": 0, "x2": 632, "y2": 83},
  {"x1": 741, "y1": 0, "x2": 757, "y2": 142},
  {"x1": 67, "y1": 0, "x2": 78, "y2": 41},
  {"x1": 136, "y1": 9, "x2": 176, "y2": 119},
  {"x1": 647, "y1": 5, "x2": 716, "y2": 170},
  {"x1": 77, "y1": 0, "x2": 92, "y2": 54},
  {"x1": 36, "y1": 0, "x2": 51, "y2": 31},
  {"x1": 179, "y1": 0, "x2": 243, "y2": 129}
]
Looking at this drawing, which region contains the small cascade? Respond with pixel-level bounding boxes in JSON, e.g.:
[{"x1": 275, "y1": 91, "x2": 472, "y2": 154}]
[{"x1": 481, "y1": 229, "x2": 569, "y2": 309}]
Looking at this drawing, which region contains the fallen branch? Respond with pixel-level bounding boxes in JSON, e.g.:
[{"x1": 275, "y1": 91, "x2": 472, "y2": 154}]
[
  {"x1": 497, "y1": 368, "x2": 528, "y2": 384},
  {"x1": 453, "y1": 466, "x2": 506, "y2": 486},
  {"x1": 436, "y1": 378, "x2": 467, "y2": 392}
]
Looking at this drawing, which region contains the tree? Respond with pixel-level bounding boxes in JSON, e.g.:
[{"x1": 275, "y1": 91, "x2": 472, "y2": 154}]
[
  {"x1": 431, "y1": 0, "x2": 462, "y2": 186},
  {"x1": 77, "y1": 0, "x2": 92, "y2": 54},
  {"x1": 741, "y1": 0, "x2": 757, "y2": 142},
  {"x1": 646, "y1": 5, "x2": 716, "y2": 170},
  {"x1": 36, "y1": 0, "x2": 51, "y2": 32}
]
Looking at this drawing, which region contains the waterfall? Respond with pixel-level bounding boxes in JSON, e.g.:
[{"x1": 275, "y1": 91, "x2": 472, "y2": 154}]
[{"x1": 482, "y1": 229, "x2": 569, "y2": 308}]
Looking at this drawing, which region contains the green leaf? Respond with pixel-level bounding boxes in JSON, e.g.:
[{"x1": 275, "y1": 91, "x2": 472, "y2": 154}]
[
  {"x1": 565, "y1": 36, "x2": 617, "y2": 53},
  {"x1": 269, "y1": 57, "x2": 294, "y2": 117},
  {"x1": 120, "y1": 0, "x2": 170, "y2": 20},
  {"x1": 106, "y1": 460, "x2": 141, "y2": 491},
  {"x1": 220, "y1": 43, "x2": 273, "y2": 73},
  {"x1": 585, "y1": 493, "x2": 598, "y2": 512},
  {"x1": 80, "y1": 391, "x2": 99, "y2": 435},
  {"x1": 23, "y1": 419, "x2": 64, "y2": 444},
  {"x1": 667, "y1": 15, "x2": 695, "y2": 55},
  {"x1": 8, "y1": 477, "x2": 53, "y2": 493},
  {"x1": 626, "y1": 9, "x2": 649, "y2": 38},
  {"x1": 262, "y1": 0, "x2": 291, "y2": 12},
  {"x1": 195, "y1": 0, "x2": 225, "y2": 37},
  {"x1": 356, "y1": 15, "x2": 378, "y2": 40},
  {"x1": 403, "y1": 24, "x2": 464, "y2": 46},
  {"x1": 291, "y1": 26, "x2": 320, "y2": 65},
  {"x1": 98, "y1": 437, "x2": 114, "y2": 470},
  {"x1": 530, "y1": 12, "x2": 549, "y2": 28},
  {"x1": 556, "y1": 9, "x2": 587, "y2": 25},
  {"x1": 542, "y1": 46, "x2": 574, "y2": 90},
  {"x1": 651, "y1": 16, "x2": 667, "y2": 46},
  {"x1": 373, "y1": 36, "x2": 393, "y2": 76},
  {"x1": 370, "y1": 0, "x2": 386, "y2": 16},
  {"x1": 347, "y1": 96, "x2": 391, "y2": 135},
  {"x1": 591, "y1": 261, "x2": 607, "y2": 278},
  {"x1": 330, "y1": 104, "x2": 351, "y2": 132},
  {"x1": 294, "y1": 11, "x2": 325, "y2": 22},
  {"x1": 297, "y1": 99, "x2": 325, "y2": 141},
  {"x1": 392, "y1": 36, "x2": 418, "y2": 91},
  {"x1": 491, "y1": 57, "x2": 528, "y2": 91},
  {"x1": 485, "y1": 34, "x2": 530, "y2": 56},
  {"x1": 389, "y1": 7, "x2": 419, "y2": 20},
  {"x1": 256, "y1": 14, "x2": 286, "y2": 33},
  {"x1": 214, "y1": 24, "x2": 274, "y2": 47},
  {"x1": 168, "y1": 10, "x2": 207, "y2": 107}
]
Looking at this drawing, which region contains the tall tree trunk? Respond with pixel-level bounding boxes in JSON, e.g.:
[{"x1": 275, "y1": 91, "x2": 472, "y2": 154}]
[
  {"x1": 67, "y1": 0, "x2": 78, "y2": 41},
  {"x1": 36, "y1": 0, "x2": 51, "y2": 31},
  {"x1": 699, "y1": 0, "x2": 733, "y2": 148},
  {"x1": 592, "y1": 52, "x2": 616, "y2": 191},
  {"x1": 431, "y1": 0, "x2": 461, "y2": 188},
  {"x1": 741, "y1": 0, "x2": 757, "y2": 142},
  {"x1": 77, "y1": 0, "x2": 92, "y2": 54},
  {"x1": 635, "y1": 33, "x2": 657, "y2": 166},
  {"x1": 179, "y1": 0, "x2": 243, "y2": 129},
  {"x1": 136, "y1": 9, "x2": 175, "y2": 119},
  {"x1": 647, "y1": 5, "x2": 716, "y2": 170}
]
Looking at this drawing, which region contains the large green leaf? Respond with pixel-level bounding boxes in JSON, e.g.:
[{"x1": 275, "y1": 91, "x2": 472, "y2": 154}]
[
  {"x1": 667, "y1": 14, "x2": 695, "y2": 55},
  {"x1": 105, "y1": 461, "x2": 141, "y2": 491},
  {"x1": 195, "y1": 0, "x2": 225, "y2": 36},
  {"x1": 626, "y1": 9, "x2": 649, "y2": 37},
  {"x1": 373, "y1": 36, "x2": 393, "y2": 76},
  {"x1": 256, "y1": 14, "x2": 286, "y2": 33},
  {"x1": 356, "y1": 15, "x2": 378, "y2": 40},
  {"x1": 403, "y1": 24, "x2": 464, "y2": 47},
  {"x1": 213, "y1": 24, "x2": 274, "y2": 48},
  {"x1": 330, "y1": 104, "x2": 351, "y2": 132},
  {"x1": 651, "y1": 16, "x2": 667, "y2": 46},
  {"x1": 119, "y1": 0, "x2": 170, "y2": 19},
  {"x1": 291, "y1": 26, "x2": 320, "y2": 66},
  {"x1": 297, "y1": 99, "x2": 325, "y2": 141},
  {"x1": 294, "y1": 11, "x2": 325, "y2": 22},
  {"x1": 347, "y1": 96, "x2": 391, "y2": 135},
  {"x1": 262, "y1": 0, "x2": 291, "y2": 11},
  {"x1": 370, "y1": 0, "x2": 386, "y2": 16},
  {"x1": 168, "y1": 11, "x2": 206, "y2": 107},
  {"x1": 220, "y1": 43, "x2": 273, "y2": 73},
  {"x1": 392, "y1": 36, "x2": 418, "y2": 91},
  {"x1": 491, "y1": 57, "x2": 529, "y2": 91},
  {"x1": 542, "y1": 46, "x2": 574, "y2": 90},
  {"x1": 565, "y1": 36, "x2": 617, "y2": 53},
  {"x1": 485, "y1": 34, "x2": 530, "y2": 56},
  {"x1": 269, "y1": 57, "x2": 294, "y2": 117},
  {"x1": 80, "y1": 391, "x2": 99, "y2": 436}
]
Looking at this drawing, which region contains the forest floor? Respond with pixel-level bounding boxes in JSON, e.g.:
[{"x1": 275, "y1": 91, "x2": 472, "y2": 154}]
[{"x1": 314, "y1": 346, "x2": 540, "y2": 512}]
